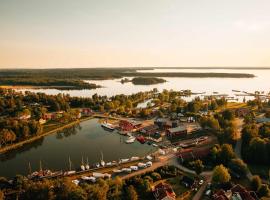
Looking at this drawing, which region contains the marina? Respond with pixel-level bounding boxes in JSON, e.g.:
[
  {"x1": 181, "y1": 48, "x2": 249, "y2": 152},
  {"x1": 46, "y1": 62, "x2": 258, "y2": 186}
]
[{"x1": 0, "y1": 118, "x2": 155, "y2": 178}]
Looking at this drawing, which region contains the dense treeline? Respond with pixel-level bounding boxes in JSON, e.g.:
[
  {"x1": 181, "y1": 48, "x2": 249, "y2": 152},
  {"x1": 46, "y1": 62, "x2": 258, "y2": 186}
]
[
  {"x1": 0, "y1": 78, "x2": 100, "y2": 90},
  {"x1": 0, "y1": 68, "x2": 255, "y2": 81}
]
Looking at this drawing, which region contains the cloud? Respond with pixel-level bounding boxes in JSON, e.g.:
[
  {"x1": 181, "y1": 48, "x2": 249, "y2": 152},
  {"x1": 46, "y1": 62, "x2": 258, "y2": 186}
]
[{"x1": 234, "y1": 19, "x2": 270, "y2": 32}]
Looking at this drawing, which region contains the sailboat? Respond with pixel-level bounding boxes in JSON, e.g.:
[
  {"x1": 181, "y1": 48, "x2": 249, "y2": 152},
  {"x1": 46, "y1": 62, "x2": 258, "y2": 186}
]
[
  {"x1": 81, "y1": 157, "x2": 85, "y2": 171},
  {"x1": 85, "y1": 157, "x2": 90, "y2": 170},
  {"x1": 100, "y1": 152, "x2": 105, "y2": 167}
]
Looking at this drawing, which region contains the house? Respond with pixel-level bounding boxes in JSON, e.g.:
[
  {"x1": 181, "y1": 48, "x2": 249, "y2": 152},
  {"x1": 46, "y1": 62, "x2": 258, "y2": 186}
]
[
  {"x1": 212, "y1": 190, "x2": 230, "y2": 200},
  {"x1": 119, "y1": 120, "x2": 142, "y2": 132},
  {"x1": 81, "y1": 108, "x2": 92, "y2": 116},
  {"x1": 153, "y1": 183, "x2": 176, "y2": 200},
  {"x1": 154, "y1": 118, "x2": 172, "y2": 130},
  {"x1": 212, "y1": 184, "x2": 258, "y2": 200},
  {"x1": 140, "y1": 124, "x2": 159, "y2": 135},
  {"x1": 235, "y1": 108, "x2": 250, "y2": 118},
  {"x1": 181, "y1": 176, "x2": 195, "y2": 188},
  {"x1": 43, "y1": 113, "x2": 53, "y2": 120},
  {"x1": 167, "y1": 125, "x2": 187, "y2": 138},
  {"x1": 230, "y1": 184, "x2": 257, "y2": 200},
  {"x1": 146, "y1": 132, "x2": 163, "y2": 143},
  {"x1": 177, "y1": 147, "x2": 211, "y2": 162}
]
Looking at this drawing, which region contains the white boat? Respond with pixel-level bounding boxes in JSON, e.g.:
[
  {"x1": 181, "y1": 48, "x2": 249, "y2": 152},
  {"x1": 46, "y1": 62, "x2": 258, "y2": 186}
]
[
  {"x1": 64, "y1": 170, "x2": 76, "y2": 175},
  {"x1": 121, "y1": 168, "x2": 132, "y2": 173},
  {"x1": 127, "y1": 132, "x2": 133, "y2": 137},
  {"x1": 106, "y1": 162, "x2": 112, "y2": 166},
  {"x1": 101, "y1": 122, "x2": 115, "y2": 131},
  {"x1": 130, "y1": 166, "x2": 138, "y2": 171},
  {"x1": 85, "y1": 158, "x2": 90, "y2": 170},
  {"x1": 93, "y1": 172, "x2": 105, "y2": 178},
  {"x1": 119, "y1": 158, "x2": 129, "y2": 164},
  {"x1": 138, "y1": 163, "x2": 147, "y2": 168},
  {"x1": 152, "y1": 143, "x2": 158, "y2": 147},
  {"x1": 146, "y1": 161, "x2": 152, "y2": 167},
  {"x1": 113, "y1": 169, "x2": 122, "y2": 173},
  {"x1": 100, "y1": 152, "x2": 105, "y2": 167},
  {"x1": 146, "y1": 155, "x2": 153, "y2": 160},
  {"x1": 125, "y1": 136, "x2": 136, "y2": 144},
  {"x1": 80, "y1": 157, "x2": 85, "y2": 171},
  {"x1": 130, "y1": 156, "x2": 140, "y2": 161},
  {"x1": 95, "y1": 163, "x2": 100, "y2": 168}
]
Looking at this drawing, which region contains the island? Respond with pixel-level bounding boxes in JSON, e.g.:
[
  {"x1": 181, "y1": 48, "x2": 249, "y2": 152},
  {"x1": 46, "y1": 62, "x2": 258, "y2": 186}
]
[{"x1": 131, "y1": 77, "x2": 166, "y2": 85}]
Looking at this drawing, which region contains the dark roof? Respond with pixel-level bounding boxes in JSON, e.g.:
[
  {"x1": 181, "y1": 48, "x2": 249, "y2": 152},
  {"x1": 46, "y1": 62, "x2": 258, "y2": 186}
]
[{"x1": 153, "y1": 183, "x2": 175, "y2": 200}]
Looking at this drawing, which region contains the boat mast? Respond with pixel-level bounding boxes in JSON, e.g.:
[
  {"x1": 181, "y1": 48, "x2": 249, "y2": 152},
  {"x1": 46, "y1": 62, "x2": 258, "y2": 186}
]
[
  {"x1": 39, "y1": 160, "x2": 42, "y2": 171},
  {"x1": 68, "y1": 156, "x2": 72, "y2": 171},
  {"x1": 28, "y1": 162, "x2": 32, "y2": 174}
]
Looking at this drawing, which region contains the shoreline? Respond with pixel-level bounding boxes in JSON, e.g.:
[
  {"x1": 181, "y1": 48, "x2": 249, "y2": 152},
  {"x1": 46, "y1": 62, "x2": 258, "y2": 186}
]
[{"x1": 0, "y1": 116, "x2": 94, "y2": 155}]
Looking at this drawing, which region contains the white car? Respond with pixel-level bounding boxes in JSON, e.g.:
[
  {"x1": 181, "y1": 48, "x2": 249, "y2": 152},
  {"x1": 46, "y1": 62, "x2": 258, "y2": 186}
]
[{"x1": 199, "y1": 179, "x2": 204, "y2": 185}]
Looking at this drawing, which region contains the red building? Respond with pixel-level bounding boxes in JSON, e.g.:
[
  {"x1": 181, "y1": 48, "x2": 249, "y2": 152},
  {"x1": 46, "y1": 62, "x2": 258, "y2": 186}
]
[
  {"x1": 153, "y1": 183, "x2": 176, "y2": 200},
  {"x1": 166, "y1": 126, "x2": 187, "y2": 138},
  {"x1": 119, "y1": 120, "x2": 142, "y2": 132}
]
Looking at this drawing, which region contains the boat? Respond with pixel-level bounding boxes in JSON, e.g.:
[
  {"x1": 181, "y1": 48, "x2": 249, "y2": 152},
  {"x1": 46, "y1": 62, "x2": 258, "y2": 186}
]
[
  {"x1": 81, "y1": 157, "x2": 85, "y2": 171},
  {"x1": 136, "y1": 136, "x2": 146, "y2": 144},
  {"x1": 130, "y1": 166, "x2": 138, "y2": 171},
  {"x1": 152, "y1": 143, "x2": 158, "y2": 147},
  {"x1": 125, "y1": 136, "x2": 136, "y2": 144},
  {"x1": 113, "y1": 169, "x2": 122, "y2": 173},
  {"x1": 85, "y1": 158, "x2": 90, "y2": 170},
  {"x1": 93, "y1": 172, "x2": 105, "y2": 178},
  {"x1": 119, "y1": 158, "x2": 129, "y2": 164},
  {"x1": 95, "y1": 163, "x2": 100, "y2": 168},
  {"x1": 146, "y1": 155, "x2": 153, "y2": 160},
  {"x1": 100, "y1": 152, "x2": 105, "y2": 167},
  {"x1": 101, "y1": 122, "x2": 115, "y2": 131},
  {"x1": 127, "y1": 132, "x2": 133, "y2": 137},
  {"x1": 232, "y1": 90, "x2": 241, "y2": 92},
  {"x1": 138, "y1": 163, "x2": 147, "y2": 168},
  {"x1": 121, "y1": 168, "x2": 132, "y2": 173},
  {"x1": 130, "y1": 156, "x2": 140, "y2": 161}
]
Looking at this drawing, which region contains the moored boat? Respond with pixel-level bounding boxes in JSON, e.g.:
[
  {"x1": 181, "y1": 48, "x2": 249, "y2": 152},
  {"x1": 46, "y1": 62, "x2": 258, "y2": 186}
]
[
  {"x1": 101, "y1": 122, "x2": 115, "y2": 131},
  {"x1": 125, "y1": 136, "x2": 136, "y2": 144}
]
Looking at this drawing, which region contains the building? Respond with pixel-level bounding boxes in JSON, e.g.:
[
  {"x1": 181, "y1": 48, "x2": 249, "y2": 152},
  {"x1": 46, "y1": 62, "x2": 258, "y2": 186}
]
[
  {"x1": 177, "y1": 147, "x2": 211, "y2": 162},
  {"x1": 18, "y1": 114, "x2": 31, "y2": 120},
  {"x1": 212, "y1": 184, "x2": 258, "y2": 200},
  {"x1": 119, "y1": 120, "x2": 142, "y2": 132},
  {"x1": 140, "y1": 124, "x2": 159, "y2": 135},
  {"x1": 167, "y1": 125, "x2": 187, "y2": 138},
  {"x1": 81, "y1": 108, "x2": 93, "y2": 116},
  {"x1": 235, "y1": 108, "x2": 250, "y2": 118},
  {"x1": 154, "y1": 118, "x2": 172, "y2": 130},
  {"x1": 145, "y1": 132, "x2": 163, "y2": 143},
  {"x1": 153, "y1": 183, "x2": 176, "y2": 200}
]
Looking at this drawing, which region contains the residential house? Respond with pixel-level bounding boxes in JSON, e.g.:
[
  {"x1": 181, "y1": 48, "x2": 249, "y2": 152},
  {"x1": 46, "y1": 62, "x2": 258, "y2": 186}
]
[
  {"x1": 177, "y1": 147, "x2": 211, "y2": 162},
  {"x1": 140, "y1": 124, "x2": 159, "y2": 135},
  {"x1": 235, "y1": 108, "x2": 250, "y2": 118},
  {"x1": 167, "y1": 125, "x2": 187, "y2": 138},
  {"x1": 81, "y1": 108, "x2": 93, "y2": 116},
  {"x1": 153, "y1": 183, "x2": 176, "y2": 200},
  {"x1": 119, "y1": 120, "x2": 142, "y2": 132}
]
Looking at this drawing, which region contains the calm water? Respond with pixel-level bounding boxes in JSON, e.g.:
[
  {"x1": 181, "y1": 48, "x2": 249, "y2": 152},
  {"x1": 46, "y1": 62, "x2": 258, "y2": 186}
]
[
  {"x1": 0, "y1": 119, "x2": 155, "y2": 178},
  {"x1": 17, "y1": 69, "x2": 270, "y2": 101}
]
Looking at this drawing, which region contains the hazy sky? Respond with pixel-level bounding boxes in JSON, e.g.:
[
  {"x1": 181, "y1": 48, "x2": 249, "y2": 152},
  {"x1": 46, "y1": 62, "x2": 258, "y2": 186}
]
[{"x1": 1, "y1": 0, "x2": 270, "y2": 68}]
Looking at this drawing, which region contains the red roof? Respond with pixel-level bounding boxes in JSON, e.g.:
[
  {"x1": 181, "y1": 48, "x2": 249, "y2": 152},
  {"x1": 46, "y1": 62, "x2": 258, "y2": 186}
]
[{"x1": 153, "y1": 183, "x2": 176, "y2": 200}]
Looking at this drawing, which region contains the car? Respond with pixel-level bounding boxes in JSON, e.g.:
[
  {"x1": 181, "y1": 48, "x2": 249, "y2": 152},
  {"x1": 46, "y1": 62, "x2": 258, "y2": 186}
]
[
  {"x1": 205, "y1": 189, "x2": 211, "y2": 196},
  {"x1": 199, "y1": 179, "x2": 204, "y2": 185}
]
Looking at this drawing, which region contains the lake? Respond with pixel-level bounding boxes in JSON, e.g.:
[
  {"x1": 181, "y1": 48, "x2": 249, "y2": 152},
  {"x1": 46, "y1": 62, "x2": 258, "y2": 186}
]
[
  {"x1": 16, "y1": 69, "x2": 270, "y2": 102},
  {"x1": 0, "y1": 119, "x2": 155, "y2": 178}
]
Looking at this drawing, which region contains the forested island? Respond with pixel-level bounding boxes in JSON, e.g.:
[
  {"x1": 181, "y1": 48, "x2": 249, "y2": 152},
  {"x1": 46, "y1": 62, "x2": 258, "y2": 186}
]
[
  {"x1": 120, "y1": 77, "x2": 166, "y2": 85},
  {"x1": 131, "y1": 77, "x2": 166, "y2": 85},
  {"x1": 0, "y1": 78, "x2": 101, "y2": 90}
]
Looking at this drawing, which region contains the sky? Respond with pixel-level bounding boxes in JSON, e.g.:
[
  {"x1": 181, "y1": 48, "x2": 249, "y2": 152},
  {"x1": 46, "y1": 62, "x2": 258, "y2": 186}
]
[{"x1": 0, "y1": 0, "x2": 270, "y2": 68}]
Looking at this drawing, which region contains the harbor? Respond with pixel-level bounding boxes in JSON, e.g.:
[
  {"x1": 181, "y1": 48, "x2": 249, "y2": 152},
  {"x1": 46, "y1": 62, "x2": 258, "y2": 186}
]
[{"x1": 0, "y1": 118, "x2": 156, "y2": 178}]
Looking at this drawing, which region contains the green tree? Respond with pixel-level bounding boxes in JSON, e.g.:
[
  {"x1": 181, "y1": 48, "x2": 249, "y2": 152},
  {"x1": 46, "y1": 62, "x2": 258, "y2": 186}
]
[
  {"x1": 228, "y1": 158, "x2": 248, "y2": 177},
  {"x1": 212, "y1": 165, "x2": 231, "y2": 184},
  {"x1": 251, "y1": 175, "x2": 262, "y2": 192},
  {"x1": 191, "y1": 159, "x2": 204, "y2": 176},
  {"x1": 126, "y1": 185, "x2": 138, "y2": 200},
  {"x1": 219, "y1": 144, "x2": 235, "y2": 165},
  {"x1": 258, "y1": 184, "x2": 270, "y2": 198}
]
